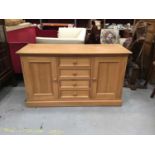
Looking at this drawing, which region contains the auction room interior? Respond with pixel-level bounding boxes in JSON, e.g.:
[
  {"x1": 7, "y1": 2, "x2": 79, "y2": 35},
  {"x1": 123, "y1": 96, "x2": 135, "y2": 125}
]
[{"x1": 0, "y1": 19, "x2": 155, "y2": 134}]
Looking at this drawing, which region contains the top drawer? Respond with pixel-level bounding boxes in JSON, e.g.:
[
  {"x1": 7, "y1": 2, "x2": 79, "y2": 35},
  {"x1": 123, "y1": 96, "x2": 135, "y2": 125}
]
[{"x1": 59, "y1": 57, "x2": 90, "y2": 67}]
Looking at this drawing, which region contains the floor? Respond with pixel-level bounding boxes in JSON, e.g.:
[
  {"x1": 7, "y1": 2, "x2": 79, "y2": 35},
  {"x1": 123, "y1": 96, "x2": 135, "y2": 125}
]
[{"x1": 0, "y1": 82, "x2": 155, "y2": 135}]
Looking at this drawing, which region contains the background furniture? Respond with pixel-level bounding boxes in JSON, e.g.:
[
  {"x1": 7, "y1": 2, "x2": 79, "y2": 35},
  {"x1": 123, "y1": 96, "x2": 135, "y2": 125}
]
[
  {"x1": 17, "y1": 44, "x2": 130, "y2": 107},
  {"x1": 36, "y1": 28, "x2": 86, "y2": 44},
  {"x1": 150, "y1": 61, "x2": 155, "y2": 98},
  {"x1": 143, "y1": 35, "x2": 155, "y2": 97},
  {"x1": 7, "y1": 26, "x2": 36, "y2": 73},
  {"x1": 124, "y1": 21, "x2": 148, "y2": 90},
  {"x1": 0, "y1": 19, "x2": 16, "y2": 88},
  {"x1": 35, "y1": 27, "x2": 57, "y2": 38},
  {"x1": 137, "y1": 20, "x2": 155, "y2": 84},
  {"x1": 5, "y1": 22, "x2": 33, "y2": 32},
  {"x1": 25, "y1": 19, "x2": 135, "y2": 29},
  {"x1": 41, "y1": 23, "x2": 74, "y2": 30}
]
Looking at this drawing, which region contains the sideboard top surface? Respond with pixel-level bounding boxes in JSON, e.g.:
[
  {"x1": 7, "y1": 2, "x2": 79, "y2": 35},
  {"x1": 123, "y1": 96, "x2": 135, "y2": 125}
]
[{"x1": 17, "y1": 44, "x2": 131, "y2": 55}]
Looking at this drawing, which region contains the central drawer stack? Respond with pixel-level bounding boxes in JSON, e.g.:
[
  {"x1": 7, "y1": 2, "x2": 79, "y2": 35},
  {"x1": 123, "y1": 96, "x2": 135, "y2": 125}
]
[{"x1": 58, "y1": 57, "x2": 91, "y2": 99}]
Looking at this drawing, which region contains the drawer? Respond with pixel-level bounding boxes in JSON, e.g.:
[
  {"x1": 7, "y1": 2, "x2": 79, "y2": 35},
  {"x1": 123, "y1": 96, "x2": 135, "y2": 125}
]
[
  {"x1": 59, "y1": 57, "x2": 90, "y2": 67},
  {"x1": 60, "y1": 80, "x2": 89, "y2": 89},
  {"x1": 59, "y1": 69, "x2": 90, "y2": 79},
  {"x1": 60, "y1": 90, "x2": 89, "y2": 99}
]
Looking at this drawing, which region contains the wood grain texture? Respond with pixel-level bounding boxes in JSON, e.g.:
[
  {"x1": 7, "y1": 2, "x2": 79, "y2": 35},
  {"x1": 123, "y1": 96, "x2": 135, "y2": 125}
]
[
  {"x1": 26, "y1": 99, "x2": 122, "y2": 107},
  {"x1": 17, "y1": 44, "x2": 131, "y2": 55},
  {"x1": 19, "y1": 44, "x2": 130, "y2": 107}
]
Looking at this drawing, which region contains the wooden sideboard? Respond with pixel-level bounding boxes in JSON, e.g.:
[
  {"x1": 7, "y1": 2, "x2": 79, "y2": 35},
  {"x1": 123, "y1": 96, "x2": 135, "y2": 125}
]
[{"x1": 17, "y1": 44, "x2": 131, "y2": 107}]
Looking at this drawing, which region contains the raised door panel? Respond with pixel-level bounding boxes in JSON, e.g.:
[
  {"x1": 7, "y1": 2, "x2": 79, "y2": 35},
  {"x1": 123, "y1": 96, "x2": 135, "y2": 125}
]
[
  {"x1": 92, "y1": 57, "x2": 127, "y2": 100},
  {"x1": 21, "y1": 56, "x2": 58, "y2": 101}
]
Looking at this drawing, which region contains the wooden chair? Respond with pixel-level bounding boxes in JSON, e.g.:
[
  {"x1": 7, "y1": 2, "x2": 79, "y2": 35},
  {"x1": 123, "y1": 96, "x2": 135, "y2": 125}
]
[
  {"x1": 86, "y1": 20, "x2": 101, "y2": 44},
  {"x1": 124, "y1": 21, "x2": 148, "y2": 90},
  {"x1": 150, "y1": 61, "x2": 155, "y2": 98},
  {"x1": 143, "y1": 35, "x2": 155, "y2": 98}
]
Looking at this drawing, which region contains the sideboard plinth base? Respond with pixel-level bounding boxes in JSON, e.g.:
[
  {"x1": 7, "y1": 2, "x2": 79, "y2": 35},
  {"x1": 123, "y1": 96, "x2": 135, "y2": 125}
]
[{"x1": 26, "y1": 99, "x2": 122, "y2": 107}]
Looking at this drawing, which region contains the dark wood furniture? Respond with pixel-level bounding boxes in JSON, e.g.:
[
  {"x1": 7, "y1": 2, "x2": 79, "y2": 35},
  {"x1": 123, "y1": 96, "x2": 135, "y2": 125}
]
[
  {"x1": 135, "y1": 20, "x2": 155, "y2": 84},
  {"x1": 143, "y1": 35, "x2": 155, "y2": 97},
  {"x1": 124, "y1": 21, "x2": 148, "y2": 90},
  {"x1": 0, "y1": 19, "x2": 16, "y2": 88},
  {"x1": 42, "y1": 23, "x2": 73, "y2": 30},
  {"x1": 150, "y1": 61, "x2": 155, "y2": 98}
]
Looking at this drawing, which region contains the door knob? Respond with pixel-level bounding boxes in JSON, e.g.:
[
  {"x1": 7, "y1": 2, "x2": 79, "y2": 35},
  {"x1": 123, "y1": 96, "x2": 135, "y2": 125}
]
[
  {"x1": 53, "y1": 78, "x2": 57, "y2": 82},
  {"x1": 73, "y1": 61, "x2": 77, "y2": 65},
  {"x1": 73, "y1": 83, "x2": 77, "y2": 87},
  {"x1": 73, "y1": 73, "x2": 77, "y2": 76},
  {"x1": 92, "y1": 78, "x2": 97, "y2": 81}
]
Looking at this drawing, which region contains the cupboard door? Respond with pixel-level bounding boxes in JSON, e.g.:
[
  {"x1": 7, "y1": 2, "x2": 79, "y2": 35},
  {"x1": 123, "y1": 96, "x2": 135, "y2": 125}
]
[
  {"x1": 92, "y1": 57, "x2": 127, "y2": 100},
  {"x1": 21, "y1": 57, "x2": 58, "y2": 101}
]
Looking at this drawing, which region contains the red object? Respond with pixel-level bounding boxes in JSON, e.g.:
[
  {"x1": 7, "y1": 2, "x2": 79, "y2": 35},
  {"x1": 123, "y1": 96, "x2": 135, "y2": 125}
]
[
  {"x1": 7, "y1": 27, "x2": 36, "y2": 73},
  {"x1": 35, "y1": 27, "x2": 57, "y2": 38}
]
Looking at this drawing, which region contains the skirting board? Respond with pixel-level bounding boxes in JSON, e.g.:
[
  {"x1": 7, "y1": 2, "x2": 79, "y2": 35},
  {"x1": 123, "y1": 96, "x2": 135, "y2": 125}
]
[{"x1": 26, "y1": 99, "x2": 122, "y2": 107}]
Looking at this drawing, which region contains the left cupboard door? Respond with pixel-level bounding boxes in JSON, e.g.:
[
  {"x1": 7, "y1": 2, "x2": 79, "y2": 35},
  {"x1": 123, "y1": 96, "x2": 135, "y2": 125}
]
[{"x1": 21, "y1": 56, "x2": 58, "y2": 101}]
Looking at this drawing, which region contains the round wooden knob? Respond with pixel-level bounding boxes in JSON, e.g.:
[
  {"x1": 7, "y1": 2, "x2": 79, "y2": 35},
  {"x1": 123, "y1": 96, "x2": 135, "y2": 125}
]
[
  {"x1": 73, "y1": 73, "x2": 77, "y2": 76},
  {"x1": 92, "y1": 78, "x2": 97, "y2": 81},
  {"x1": 73, "y1": 92, "x2": 77, "y2": 96},
  {"x1": 53, "y1": 78, "x2": 57, "y2": 82},
  {"x1": 73, "y1": 83, "x2": 77, "y2": 87},
  {"x1": 73, "y1": 61, "x2": 77, "y2": 65}
]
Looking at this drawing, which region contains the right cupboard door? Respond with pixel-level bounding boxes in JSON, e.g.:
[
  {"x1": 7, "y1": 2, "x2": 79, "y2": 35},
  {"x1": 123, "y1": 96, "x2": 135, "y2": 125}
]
[{"x1": 92, "y1": 56, "x2": 127, "y2": 100}]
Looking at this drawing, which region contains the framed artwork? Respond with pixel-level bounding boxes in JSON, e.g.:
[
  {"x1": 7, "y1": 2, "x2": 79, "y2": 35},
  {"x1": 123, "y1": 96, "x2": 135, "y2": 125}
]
[{"x1": 100, "y1": 29, "x2": 119, "y2": 44}]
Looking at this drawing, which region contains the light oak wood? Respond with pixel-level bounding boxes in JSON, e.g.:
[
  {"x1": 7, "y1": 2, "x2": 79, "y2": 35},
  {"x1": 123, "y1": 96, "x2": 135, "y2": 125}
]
[
  {"x1": 60, "y1": 90, "x2": 89, "y2": 99},
  {"x1": 59, "y1": 57, "x2": 90, "y2": 67},
  {"x1": 91, "y1": 57, "x2": 127, "y2": 100},
  {"x1": 17, "y1": 44, "x2": 131, "y2": 55},
  {"x1": 21, "y1": 56, "x2": 58, "y2": 101},
  {"x1": 60, "y1": 80, "x2": 89, "y2": 89},
  {"x1": 18, "y1": 44, "x2": 130, "y2": 107},
  {"x1": 26, "y1": 100, "x2": 122, "y2": 107},
  {"x1": 59, "y1": 69, "x2": 90, "y2": 79}
]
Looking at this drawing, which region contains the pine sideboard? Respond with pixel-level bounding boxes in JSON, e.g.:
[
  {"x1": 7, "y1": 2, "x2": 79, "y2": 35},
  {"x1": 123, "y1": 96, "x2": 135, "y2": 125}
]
[{"x1": 17, "y1": 44, "x2": 131, "y2": 107}]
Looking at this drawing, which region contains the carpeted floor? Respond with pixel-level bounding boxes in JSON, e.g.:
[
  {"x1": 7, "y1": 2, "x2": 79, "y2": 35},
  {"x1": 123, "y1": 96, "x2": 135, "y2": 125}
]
[{"x1": 0, "y1": 82, "x2": 155, "y2": 135}]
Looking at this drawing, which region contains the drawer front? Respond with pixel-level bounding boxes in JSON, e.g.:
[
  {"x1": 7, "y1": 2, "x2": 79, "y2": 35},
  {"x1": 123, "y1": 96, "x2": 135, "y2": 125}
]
[
  {"x1": 59, "y1": 57, "x2": 90, "y2": 67},
  {"x1": 60, "y1": 80, "x2": 89, "y2": 89},
  {"x1": 59, "y1": 69, "x2": 90, "y2": 79},
  {"x1": 60, "y1": 90, "x2": 89, "y2": 99}
]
